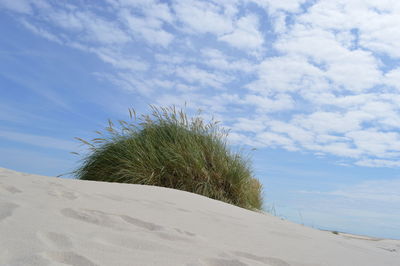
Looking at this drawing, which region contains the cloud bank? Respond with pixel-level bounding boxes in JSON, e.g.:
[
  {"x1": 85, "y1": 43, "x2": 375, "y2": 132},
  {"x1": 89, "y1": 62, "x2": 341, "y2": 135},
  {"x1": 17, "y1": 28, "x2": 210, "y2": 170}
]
[{"x1": 2, "y1": 0, "x2": 400, "y2": 167}]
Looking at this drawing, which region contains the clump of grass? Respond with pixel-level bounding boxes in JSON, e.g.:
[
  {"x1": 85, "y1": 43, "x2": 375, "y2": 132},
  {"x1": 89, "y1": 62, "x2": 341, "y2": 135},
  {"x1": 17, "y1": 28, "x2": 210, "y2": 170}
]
[{"x1": 73, "y1": 105, "x2": 263, "y2": 210}]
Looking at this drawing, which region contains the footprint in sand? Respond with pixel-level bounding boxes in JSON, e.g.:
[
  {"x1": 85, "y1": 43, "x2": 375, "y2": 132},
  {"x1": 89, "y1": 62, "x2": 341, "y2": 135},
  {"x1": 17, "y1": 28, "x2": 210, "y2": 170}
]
[
  {"x1": 156, "y1": 231, "x2": 195, "y2": 242},
  {"x1": 8, "y1": 254, "x2": 51, "y2": 266},
  {"x1": 60, "y1": 191, "x2": 78, "y2": 200},
  {"x1": 93, "y1": 234, "x2": 172, "y2": 252},
  {"x1": 48, "y1": 181, "x2": 65, "y2": 187},
  {"x1": 119, "y1": 215, "x2": 164, "y2": 231},
  {"x1": 37, "y1": 231, "x2": 96, "y2": 266},
  {"x1": 174, "y1": 228, "x2": 198, "y2": 237},
  {"x1": 233, "y1": 251, "x2": 290, "y2": 266},
  {"x1": 120, "y1": 215, "x2": 201, "y2": 243},
  {"x1": 48, "y1": 189, "x2": 78, "y2": 200},
  {"x1": 93, "y1": 193, "x2": 143, "y2": 204},
  {"x1": 45, "y1": 251, "x2": 98, "y2": 266},
  {"x1": 61, "y1": 208, "x2": 164, "y2": 233},
  {"x1": 60, "y1": 207, "x2": 197, "y2": 246},
  {"x1": 0, "y1": 184, "x2": 22, "y2": 194},
  {"x1": 37, "y1": 231, "x2": 73, "y2": 249},
  {"x1": 0, "y1": 202, "x2": 19, "y2": 221},
  {"x1": 176, "y1": 207, "x2": 192, "y2": 213},
  {"x1": 205, "y1": 258, "x2": 248, "y2": 266},
  {"x1": 47, "y1": 182, "x2": 80, "y2": 200},
  {"x1": 120, "y1": 214, "x2": 200, "y2": 243},
  {"x1": 60, "y1": 208, "x2": 121, "y2": 230}
]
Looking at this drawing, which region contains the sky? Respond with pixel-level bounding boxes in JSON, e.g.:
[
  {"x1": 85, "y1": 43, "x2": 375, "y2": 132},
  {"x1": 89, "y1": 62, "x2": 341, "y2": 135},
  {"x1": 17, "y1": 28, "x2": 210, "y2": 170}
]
[{"x1": 0, "y1": 0, "x2": 400, "y2": 239}]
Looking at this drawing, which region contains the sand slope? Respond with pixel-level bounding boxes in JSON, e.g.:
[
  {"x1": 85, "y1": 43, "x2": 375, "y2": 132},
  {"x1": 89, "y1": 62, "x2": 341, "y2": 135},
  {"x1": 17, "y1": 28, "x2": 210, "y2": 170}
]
[{"x1": 0, "y1": 167, "x2": 399, "y2": 266}]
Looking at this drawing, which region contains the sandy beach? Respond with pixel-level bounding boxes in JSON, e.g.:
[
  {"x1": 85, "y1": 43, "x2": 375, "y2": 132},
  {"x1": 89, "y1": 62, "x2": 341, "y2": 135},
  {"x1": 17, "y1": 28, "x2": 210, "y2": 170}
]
[{"x1": 0, "y1": 167, "x2": 399, "y2": 266}]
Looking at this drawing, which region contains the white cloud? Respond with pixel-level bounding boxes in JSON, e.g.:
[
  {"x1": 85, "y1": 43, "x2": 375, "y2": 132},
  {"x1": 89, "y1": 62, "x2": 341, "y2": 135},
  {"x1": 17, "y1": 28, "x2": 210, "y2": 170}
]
[
  {"x1": 309, "y1": 142, "x2": 361, "y2": 158},
  {"x1": 20, "y1": 19, "x2": 63, "y2": 44},
  {"x1": 219, "y1": 14, "x2": 264, "y2": 51},
  {"x1": 46, "y1": 10, "x2": 85, "y2": 31},
  {"x1": 299, "y1": 0, "x2": 400, "y2": 58},
  {"x1": 227, "y1": 131, "x2": 258, "y2": 146},
  {"x1": 233, "y1": 118, "x2": 267, "y2": 133},
  {"x1": 268, "y1": 120, "x2": 314, "y2": 144},
  {"x1": 256, "y1": 132, "x2": 296, "y2": 150},
  {"x1": 91, "y1": 47, "x2": 149, "y2": 71},
  {"x1": 97, "y1": 72, "x2": 154, "y2": 96},
  {"x1": 173, "y1": 0, "x2": 234, "y2": 35},
  {"x1": 384, "y1": 68, "x2": 400, "y2": 91},
  {"x1": 20, "y1": 8, "x2": 131, "y2": 46},
  {"x1": 356, "y1": 159, "x2": 400, "y2": 168},
  {"x1": 112, "y1": 0, "x2": 174, "y2": 23},
  {"x1": 293, "y1": 111, "x2": 368, "y2": 134},
  {"x1": 119, "y1": 6, "x2": 174, "y2": 47},
  {"x1": 301, "y1": 92, "x2": 374, "y2": 108},
  {"x1": 271, "y1": 11, "x2": 289, "y2": 34},
  {"x1": 243, "y1": 94, "x2": 294, "y2": 112},
  {"x1": 175, "y1": 84, "x2": 199, "y2": 92},
  {"x1": 201, "y1": 49, "x2": 255, "y2": 72},
  {"x1": 175, "y1": 65, "x2": 232, "y2": 89},
  {"x1": 248, "y1": 54, "x2": 326, "y2": 94},
  {"x1": 155, "y1": 53, "x2": 187, "y2": 65},
  {"x1": 325, "y1": 50, "x2": 381, "y2": 92},
  {"x1": 347, "y1": 130, "x2": 400, "y2": 157},
  {"x1": 0, "y1": 0, "x2": 32, "y2": 14},
  {"x1": 107, "y1": 0, "x2": 175, "y2": 47},
  {"x1": 251, "y1": 0, "x2": 308, "y2": 13},
  {"x1": 74, "y1": 12, "x2": 131, "y2": 45},
  {"x1": 276, "y1": 26, "x2": 382, "y2": 92},
  {"x1": 359, "y1": 99, "x2": 400, "y2": 128}
]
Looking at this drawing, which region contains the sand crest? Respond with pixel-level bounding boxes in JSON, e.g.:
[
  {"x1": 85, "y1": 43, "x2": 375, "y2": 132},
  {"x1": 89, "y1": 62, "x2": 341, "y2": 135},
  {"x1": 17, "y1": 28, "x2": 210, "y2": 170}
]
[{"x1": 0, "y1": 167, "x2": 399, "y2": 266}]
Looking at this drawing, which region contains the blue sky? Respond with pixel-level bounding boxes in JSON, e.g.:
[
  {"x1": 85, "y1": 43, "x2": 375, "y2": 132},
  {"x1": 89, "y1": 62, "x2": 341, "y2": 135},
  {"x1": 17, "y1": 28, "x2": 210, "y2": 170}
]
[{"x1": 1, "y1": 0, "x2": 400, "y2": 239}]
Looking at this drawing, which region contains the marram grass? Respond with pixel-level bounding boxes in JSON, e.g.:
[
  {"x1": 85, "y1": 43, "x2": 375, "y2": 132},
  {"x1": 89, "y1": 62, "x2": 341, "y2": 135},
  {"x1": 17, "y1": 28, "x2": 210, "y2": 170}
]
[{"x1": 74, "y1": 105, "x2": 263, "y2": 210}]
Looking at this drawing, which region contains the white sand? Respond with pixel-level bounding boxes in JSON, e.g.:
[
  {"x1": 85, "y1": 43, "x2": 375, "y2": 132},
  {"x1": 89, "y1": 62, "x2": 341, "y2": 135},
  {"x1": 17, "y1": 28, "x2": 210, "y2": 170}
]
[{"x1": 0, "y1": 167, "x2": 399, "y2": 266}]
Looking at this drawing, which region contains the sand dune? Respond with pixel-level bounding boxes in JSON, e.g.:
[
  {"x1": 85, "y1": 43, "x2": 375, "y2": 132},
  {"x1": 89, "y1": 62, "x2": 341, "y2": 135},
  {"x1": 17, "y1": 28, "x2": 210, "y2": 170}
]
[{"x1": 0, "y1": 167, "x2": 399, "y2": 266}]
